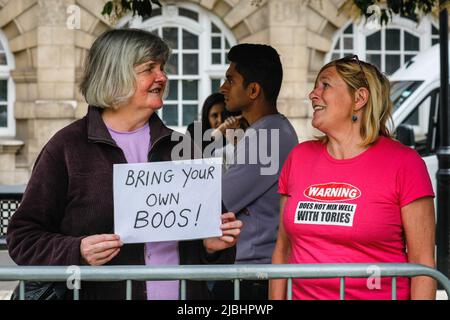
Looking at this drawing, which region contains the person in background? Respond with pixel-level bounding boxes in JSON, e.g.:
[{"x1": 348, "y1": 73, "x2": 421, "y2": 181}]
[
  {"x1": 270, "y1": 55, "x2": 436, "y2": 300},
  {"x1": 186, "y1": 92, "x2": 226, "y2": 155},
  {"x1": 211, "y1": 111, "x2": 249, "y2": 172},
  {"x1": 213, "y1": 44, "x2": 299, "y2": 300},
  {"x1": 6, "y1": 29, "x2": 242, "y2": 300}
]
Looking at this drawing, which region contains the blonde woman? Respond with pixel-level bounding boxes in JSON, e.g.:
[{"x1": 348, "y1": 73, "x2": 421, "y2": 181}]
[{"x1": 270, "y1": 56, "x2": 436, "y2": 300}]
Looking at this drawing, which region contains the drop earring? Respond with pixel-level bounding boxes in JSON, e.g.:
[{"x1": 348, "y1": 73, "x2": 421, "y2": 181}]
[{"x1": 352, "y1": 115, "x2": 358, "y2": 122}]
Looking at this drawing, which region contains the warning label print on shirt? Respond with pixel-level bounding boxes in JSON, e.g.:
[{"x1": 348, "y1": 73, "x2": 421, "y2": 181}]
[
  {"x1": 295, "y1": 182, "x2": 360, "y2": 227},
  {"x1": 294, "y1": 201, "x2": 356, "y2": 227}
]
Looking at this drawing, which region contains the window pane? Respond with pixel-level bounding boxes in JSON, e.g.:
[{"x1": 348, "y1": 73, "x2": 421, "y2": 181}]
[
  {"x1": 386, "y1": 29, "x2": 400, "y2": 50},
  {"x1": 0, "y1": 104, "x2": 7, "y2": 127},
  {"x1": 366, "y1": 31, "x2": 381, "y2": 50},
  {"x1": 183, "y1": 54, "x2": 198, "y2": 74},
  {"x1": 432, "y1": 38, "x2": 439, "y2": 46},
  {"x1": 331, "y1": 53, "x2": 340, "y2": 60},
  {"x1": 163, "y1": 27, "x2": 178, "y2": 49},
  {"x1": 183, "y1": 105, "x2": 198, "y2": 126},
  {"x1": 211, "y1": 79, "x2": 222, "y2": 92},
  {"x1": 225, "y1": 39, "x2": 230, "y2": 49},
  {"x1": 166, "y1": 54, "x2": 178, "y2": 75},
  {"x1": 179, "y1": 8, "x2": 198, "y2": 21},
  {"x1": 343, "y1": 37, "x2": 353, "y2": 50},
  {"x1": 391, "y1": 80, "x2": 423, "y2": 111},
  {"x1": 404, "y1": 32, "x2": 419, "y2": 51},
  {"x1": 432, "y1": 25, "x2": 439, "y2": 35},
  {"x1": 212, "y1": 53, "x2": 221, "y2": 64},
  {"x1": 212, "y1": 23, "x2": 220, "y2": 33},
  {"x1": 334, "y1": 39, "x2": 340, "y2": 50},
  {"x1": 162, "y1": 104, "x2": 178, "y2": 126},
  {"x1": 366, "y1": 54, "x2": 381, "y2": 70},
  {"x1": 401, "y1": 94, "x2": 435, "y2": 153},
  {"x1": 405, "y1": 54, "x2": 416, "y2": 64},
  {"x1": 212, "y1": 36, "x2": 221, "y2": 49},
  {"x1": 344, "y1": 24, "x2": 353, "y2": 34},
  {"x1": 0, "y1": 80, "x2": 7, "y2": 101},
  {"x1": 182, "y1": 80, "x2": 198, "y2": 100},
  {"x1": 166, "y1": 80, "x2": 178, "y2": 100},
  {"x1": 0, "y1": 52, "x2": 4, "y2": 63},
  {"x1": 386, "y1": 54, "x2": 401, "y2": 74},
  {"x1": 183, "y1": 30, "x2": 198, "y2": 49},
  {"x1": 152, "y1": 7, "x2": 162, "y2": 16},
  {"x1": 403, "y1": 104, "x2": 419, "y2": 125}
]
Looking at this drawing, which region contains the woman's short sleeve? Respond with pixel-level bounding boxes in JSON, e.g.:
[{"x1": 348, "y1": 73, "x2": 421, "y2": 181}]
[
  {"x1": 397, "y1": 149, "x2": 435, "y2": 207},
  {"x1": 279, "y1": 148, "x2": 295, "y2": 196}
]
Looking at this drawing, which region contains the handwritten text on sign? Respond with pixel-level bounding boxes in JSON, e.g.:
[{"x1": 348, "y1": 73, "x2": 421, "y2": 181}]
[{"x1": 113, "y1": 159, "x2": 222, "y2": 243}]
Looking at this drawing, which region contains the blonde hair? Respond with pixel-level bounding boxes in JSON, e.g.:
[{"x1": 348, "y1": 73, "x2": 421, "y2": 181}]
[
  {"x1": 80, "y1": 29, "x2": 170, "y2": 108},
  {"x1": 316, "y1": 58, "x2": 394, "y2": 146}
]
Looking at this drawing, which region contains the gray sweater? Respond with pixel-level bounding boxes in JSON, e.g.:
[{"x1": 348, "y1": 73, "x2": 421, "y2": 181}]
[{"x1": 222, "y1": 113, "x2": 298, "y2": 264}]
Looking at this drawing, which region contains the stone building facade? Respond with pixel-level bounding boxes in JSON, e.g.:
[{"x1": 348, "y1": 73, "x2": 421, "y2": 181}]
[{"x1": 0, "y1": 0, "x2": 444, "y2": 184}]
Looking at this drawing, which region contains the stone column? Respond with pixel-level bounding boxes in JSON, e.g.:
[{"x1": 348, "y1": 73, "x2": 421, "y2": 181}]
[
  {"x1": 268, "y1": 0, "x2": 314, "y2": 141},
  {"x1": 0, "y1": 140, "x2": 25, "y2": 184},
  {"x1": 23, "y1": 0, "x2": 76, "y2": 170}
]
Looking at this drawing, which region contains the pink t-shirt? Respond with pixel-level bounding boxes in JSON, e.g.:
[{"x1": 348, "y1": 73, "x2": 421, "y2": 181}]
[{"x1": 278, "y1": 136, "x2": 434, "y2": 300}]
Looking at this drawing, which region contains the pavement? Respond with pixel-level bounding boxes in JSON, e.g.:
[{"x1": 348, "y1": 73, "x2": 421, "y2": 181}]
[
  {"x1": 0, "y1": 250, "x2": 17, "y2": 299},
  {"x1": 0, "y1": 249, "x2": 448, "y2": 300}
]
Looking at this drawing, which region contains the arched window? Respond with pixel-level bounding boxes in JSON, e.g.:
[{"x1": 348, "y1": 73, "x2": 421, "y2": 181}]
[
  {"x1": 119, "y1": 2, "x2": 236, "y2": 131},
  {"x1": 0, "y1": 30, "x2": 15, "y2": 136},
  {"x1": 327, "y1": 16, "x2": 438, "y2": 75}
]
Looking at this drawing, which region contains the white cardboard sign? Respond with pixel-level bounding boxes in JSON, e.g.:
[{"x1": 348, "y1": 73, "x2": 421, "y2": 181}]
[{"x1": 113, "y1": 158, "x2": 222, "y2": 243}]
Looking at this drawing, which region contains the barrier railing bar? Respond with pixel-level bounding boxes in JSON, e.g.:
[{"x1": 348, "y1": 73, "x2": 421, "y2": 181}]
[
  {"x1": 0, "y1": 264, "x2": 448, "y2": 300},
  {"x1": 287, "y1": 278, "x2": 292, "y2": 300},
  {"x1": 180, "y1": 279, "x2": 186, "y2": 300},
  {"x1": 0, "y1": 264, "x2": 446, "y2": 281},
  {"x1": 74, "y1": 287, "x2": 79, "y2": 300},
  {"x1": 392, "y1": 277, "x2": 397, "y2": 300},
  {"x1": 126, "y1": 280, "x2": 132, "y2": 300},
  {"x1": 340, "y1": 277, "x2": 345, "y2": 300},
  {"x1": 234, "y1": 279, "x2": 240, "y2": 300},
  {"x1": 19, "y1": 281, "x2": 24, "y2": 300}
]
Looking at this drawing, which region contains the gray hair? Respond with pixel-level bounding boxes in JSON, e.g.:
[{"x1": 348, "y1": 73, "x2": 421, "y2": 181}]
[{"x1": 80, "y1": 28, "x2": 170, "y2": 108}]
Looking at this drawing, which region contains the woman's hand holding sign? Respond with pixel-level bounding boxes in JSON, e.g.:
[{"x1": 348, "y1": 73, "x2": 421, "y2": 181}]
[
  {"x1": 80, "y1": 234, "x2": 123, "y2": 266},
  {"x1": 203, "y1": 212, "x2": 243, "y2": 253}
]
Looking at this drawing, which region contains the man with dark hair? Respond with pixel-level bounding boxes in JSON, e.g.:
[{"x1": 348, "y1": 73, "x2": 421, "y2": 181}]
[
  {"x1": 213, "y1": 44, "x2": 298, "y2": 299},
  {"x1": 226, "y1": 43, "x2": 283, "y2": 105}
]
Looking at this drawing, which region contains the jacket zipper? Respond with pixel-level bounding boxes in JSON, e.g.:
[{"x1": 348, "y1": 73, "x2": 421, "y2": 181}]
[
  {"x1": 147, "y1": 134, "x2": 171, "y2": 160},
  {"x1": 92, "y1": 139, "x2": 128, "y2": 163}
]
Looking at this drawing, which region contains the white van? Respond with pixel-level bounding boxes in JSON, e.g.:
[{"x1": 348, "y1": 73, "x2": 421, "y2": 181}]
[{"x1": 390, "y1": 42, "x2": 445, "y2": 193}]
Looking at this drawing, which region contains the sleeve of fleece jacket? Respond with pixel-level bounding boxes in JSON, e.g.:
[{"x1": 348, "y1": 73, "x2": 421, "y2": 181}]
[
  {"x1": 201, "y1": 243, "x2": 236, "y2": 265},
  {"x1": 6, "y1": 145, "x2": 84, "y2": 266}
]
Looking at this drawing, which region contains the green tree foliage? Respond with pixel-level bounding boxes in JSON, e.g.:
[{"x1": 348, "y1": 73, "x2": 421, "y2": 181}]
[
  {"x1": 339, "y1": 0, "x2": 448, "y2": 25},
  {"x1": 101, "y1": 0, "x2": 449, "y2": 26},
  {"x1": 102, "y1": 0, "x2": 162, "y2": 23}
]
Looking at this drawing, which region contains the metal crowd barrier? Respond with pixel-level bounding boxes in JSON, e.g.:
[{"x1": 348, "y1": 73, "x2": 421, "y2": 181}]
[{"x1": 0, "y1": 263, "x2": 449, "y2": 300}]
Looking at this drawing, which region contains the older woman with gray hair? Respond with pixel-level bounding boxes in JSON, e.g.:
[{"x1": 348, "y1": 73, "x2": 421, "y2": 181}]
[{"x1": 6, "y1": 29, "x2": 241, "y2": 300}]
